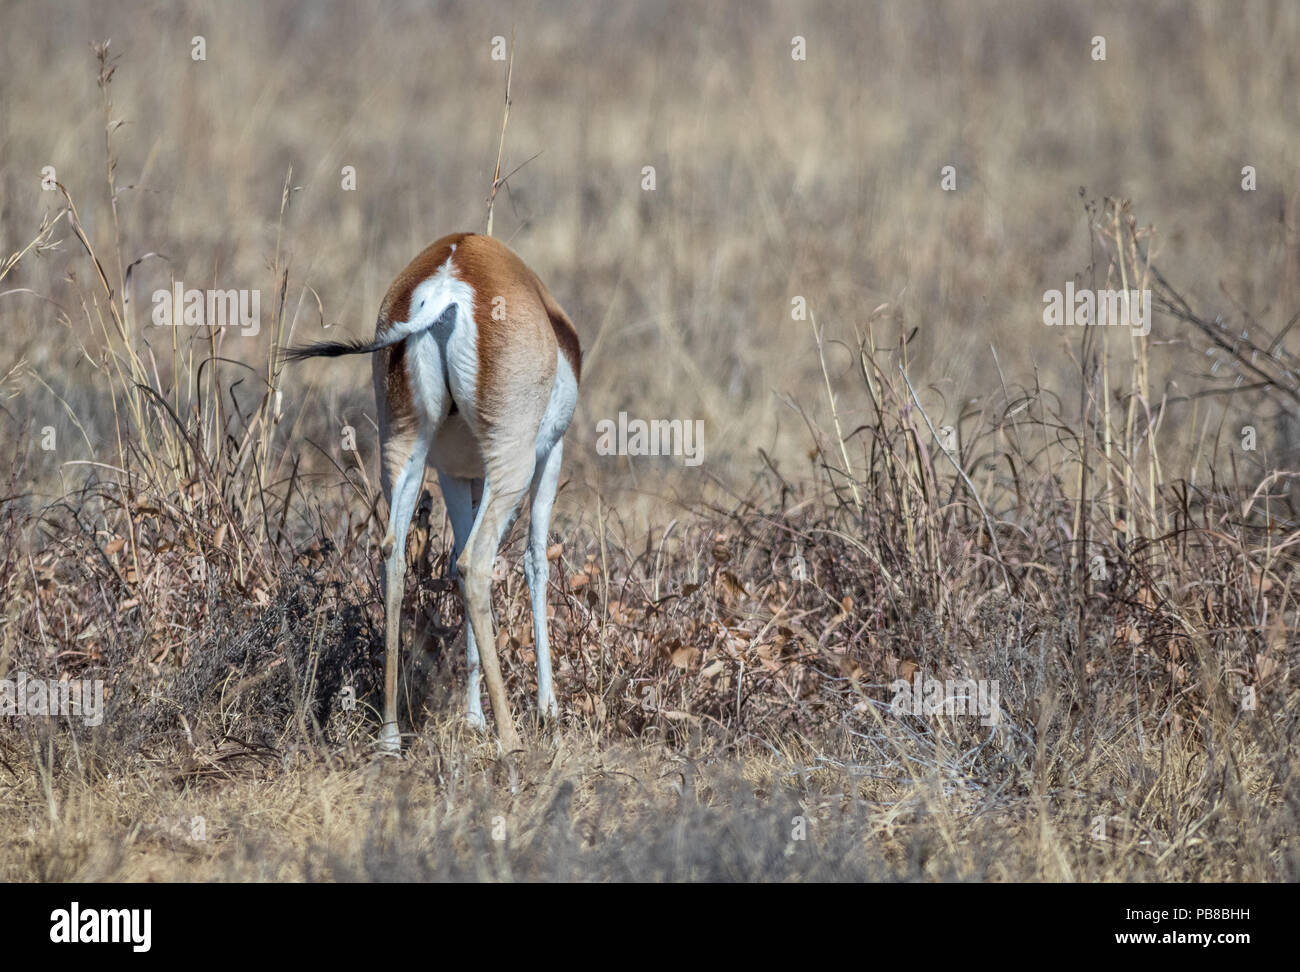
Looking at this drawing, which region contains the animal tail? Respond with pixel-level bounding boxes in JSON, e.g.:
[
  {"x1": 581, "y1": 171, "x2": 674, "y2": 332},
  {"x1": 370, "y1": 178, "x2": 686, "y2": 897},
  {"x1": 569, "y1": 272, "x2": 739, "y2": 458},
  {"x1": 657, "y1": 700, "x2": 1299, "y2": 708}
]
[
  {"x1": 279, "y1": 333, "x2": 405, "y2": 362},
  {"x1": 280, "y1": 305, "x2": 455, "y2": 362}
]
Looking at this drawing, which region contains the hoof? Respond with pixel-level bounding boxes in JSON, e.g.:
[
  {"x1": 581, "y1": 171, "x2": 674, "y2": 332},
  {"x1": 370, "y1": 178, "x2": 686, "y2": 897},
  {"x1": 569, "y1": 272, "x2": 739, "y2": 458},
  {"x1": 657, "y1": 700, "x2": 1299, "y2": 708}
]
[{"x1": 377, "y1": 722, "x2": 401, "y2": 755}]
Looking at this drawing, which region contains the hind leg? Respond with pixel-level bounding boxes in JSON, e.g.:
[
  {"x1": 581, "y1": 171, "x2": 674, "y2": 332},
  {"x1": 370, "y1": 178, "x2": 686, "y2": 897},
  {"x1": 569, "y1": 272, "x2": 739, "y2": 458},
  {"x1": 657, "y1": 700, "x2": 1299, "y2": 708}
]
[
  {"x1": 456, "y1": 456, "x2": 535, "y2": 754},
  {"x1": 372, "y1": 339, "x2": 448, "y2": 754},
  {"x1": 525, "y1": 441, "x2": 563, "y2": 719},
  {"x1": 378, "y1": 435, "x2": 430, "y2": 754}
]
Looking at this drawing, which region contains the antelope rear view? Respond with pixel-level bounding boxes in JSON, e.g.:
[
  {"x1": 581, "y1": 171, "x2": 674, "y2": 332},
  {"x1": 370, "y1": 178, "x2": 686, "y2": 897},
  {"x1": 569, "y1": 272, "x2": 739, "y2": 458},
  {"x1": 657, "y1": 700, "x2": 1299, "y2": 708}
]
[{"x1": 285, "y1": 232, "x2": 582, "y2": 754}]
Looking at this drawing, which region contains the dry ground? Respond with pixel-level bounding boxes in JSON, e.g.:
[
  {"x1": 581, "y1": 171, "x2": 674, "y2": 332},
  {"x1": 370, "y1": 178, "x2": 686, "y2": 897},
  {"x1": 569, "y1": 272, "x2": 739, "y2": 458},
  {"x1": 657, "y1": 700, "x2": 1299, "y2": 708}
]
[{"x1": 1, "y1": 0, "x2": 1298, "y2": 881}]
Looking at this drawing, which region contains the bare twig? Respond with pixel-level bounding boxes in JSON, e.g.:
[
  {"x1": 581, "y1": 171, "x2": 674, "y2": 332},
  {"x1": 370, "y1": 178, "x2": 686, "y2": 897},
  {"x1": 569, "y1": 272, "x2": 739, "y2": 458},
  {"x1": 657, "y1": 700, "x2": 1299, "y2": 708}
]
[{"x1": 485, "y1": 29, "x2": 516, "y2": 237}]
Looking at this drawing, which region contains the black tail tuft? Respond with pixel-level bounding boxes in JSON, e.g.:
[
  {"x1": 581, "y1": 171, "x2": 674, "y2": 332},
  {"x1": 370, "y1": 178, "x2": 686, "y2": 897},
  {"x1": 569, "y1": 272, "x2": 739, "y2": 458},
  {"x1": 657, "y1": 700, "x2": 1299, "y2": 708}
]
[{"x1": 280, "y1": 337, "x2": 392, "y2": 362}]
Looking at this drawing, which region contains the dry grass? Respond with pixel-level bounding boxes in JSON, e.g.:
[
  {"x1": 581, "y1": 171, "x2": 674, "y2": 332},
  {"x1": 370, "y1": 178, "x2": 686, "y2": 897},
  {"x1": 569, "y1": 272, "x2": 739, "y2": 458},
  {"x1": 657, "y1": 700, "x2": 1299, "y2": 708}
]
[{"x1": 1, "y1": 0, "x2": 1298, "y2": 881}]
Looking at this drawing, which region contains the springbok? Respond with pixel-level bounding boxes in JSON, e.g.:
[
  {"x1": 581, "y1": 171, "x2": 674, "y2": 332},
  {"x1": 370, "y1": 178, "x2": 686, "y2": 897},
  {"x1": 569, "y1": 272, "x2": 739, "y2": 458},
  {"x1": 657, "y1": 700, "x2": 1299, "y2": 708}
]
[{"x1": 285, "y1": 232, "x2": 581, "y2": 754}]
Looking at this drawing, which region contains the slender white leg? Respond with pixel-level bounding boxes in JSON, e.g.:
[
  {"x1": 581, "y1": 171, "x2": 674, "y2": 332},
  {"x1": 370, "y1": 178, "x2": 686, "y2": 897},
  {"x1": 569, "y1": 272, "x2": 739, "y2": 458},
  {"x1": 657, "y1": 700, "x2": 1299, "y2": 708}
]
[
  {"x1": 525, "y1": 441, "x2": 563, "y2": 719},
  {"x1": 438, "y1": 470, "x2": 485, "y2": 729},
  {"x1": 457, "y1": 462, "x2": 534, "y2": 754},
  {"x1": 379, "y1": 438, "x2": 430, "y2": 754}
]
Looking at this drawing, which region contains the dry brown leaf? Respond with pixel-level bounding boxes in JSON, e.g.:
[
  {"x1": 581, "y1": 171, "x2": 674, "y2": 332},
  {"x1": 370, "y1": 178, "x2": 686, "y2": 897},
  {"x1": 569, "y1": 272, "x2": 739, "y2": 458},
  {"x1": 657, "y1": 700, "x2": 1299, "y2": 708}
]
[
  {"x1": 839, "y1": 656, "x2": 864, "y2": 682},
  {"x1": 670, "y1": 644, "x2": 699, "y2": 669},
  {"x1": 1256, "y1": 653, "x2": 1279, "y2": 687}
]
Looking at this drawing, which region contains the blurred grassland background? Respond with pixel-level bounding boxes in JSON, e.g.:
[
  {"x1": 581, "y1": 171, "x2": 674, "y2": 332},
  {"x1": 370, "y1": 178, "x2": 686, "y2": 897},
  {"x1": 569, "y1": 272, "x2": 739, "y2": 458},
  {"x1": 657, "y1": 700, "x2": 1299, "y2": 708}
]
[
  {"x1": 3, "y1": 0, "x2": 1298, "y2": 513},
  {"x1": 2, "y1": 0, "x2": 1299, "y2": 882}
]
